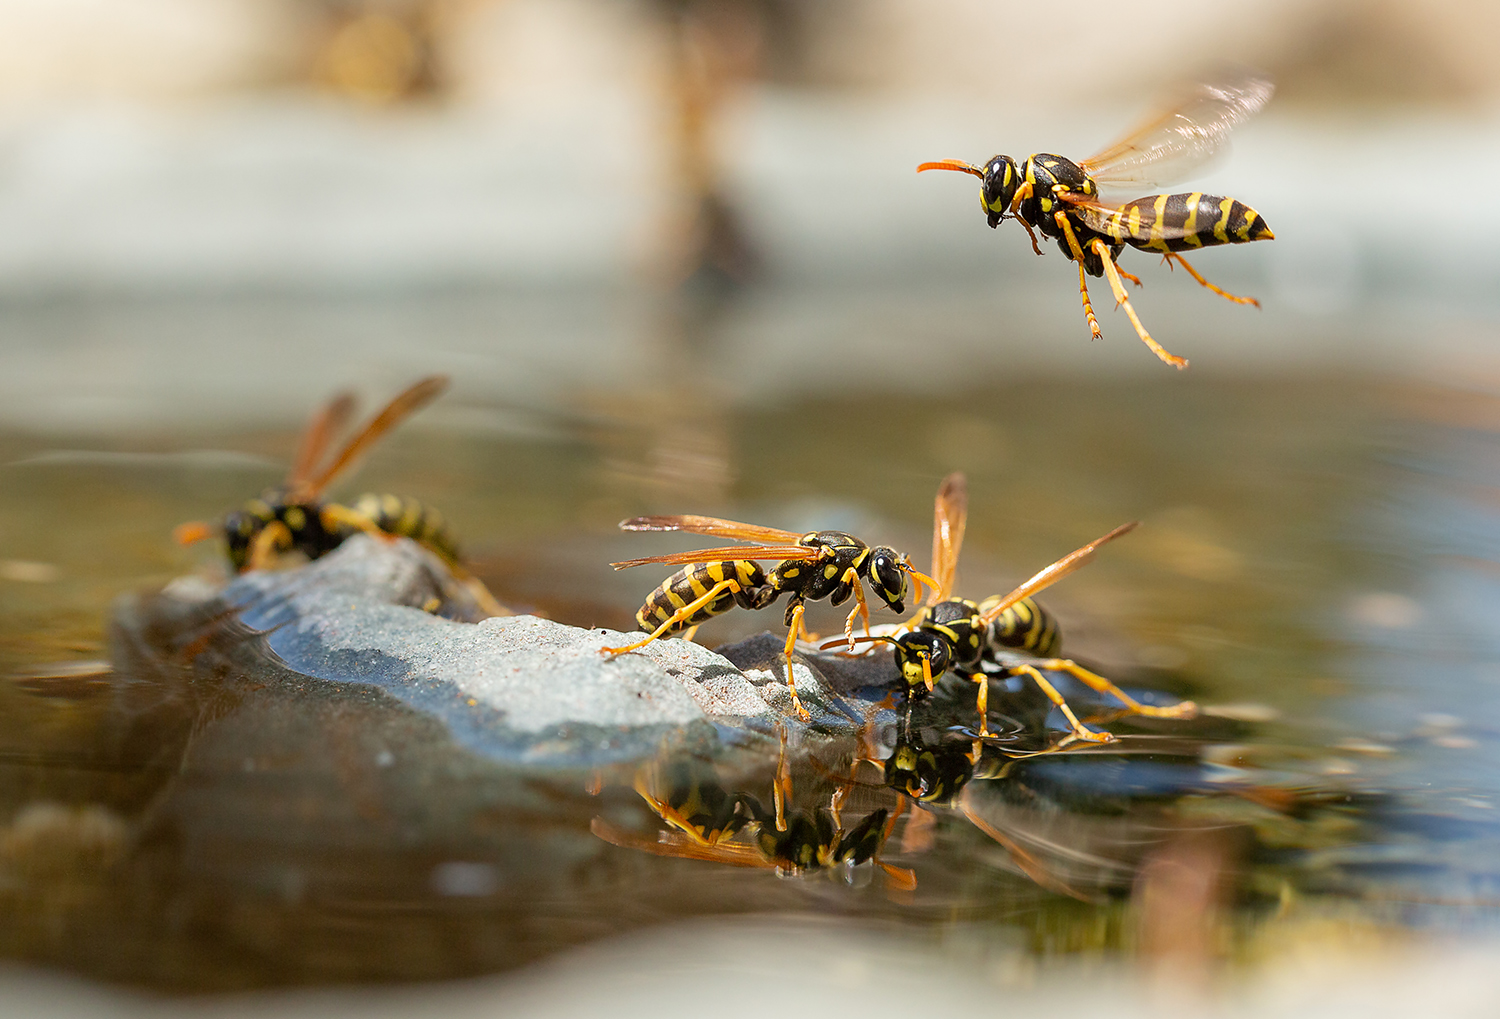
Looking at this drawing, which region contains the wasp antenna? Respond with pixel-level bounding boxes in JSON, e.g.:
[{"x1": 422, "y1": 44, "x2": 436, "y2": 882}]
[
  {"x1": 917, "y1": 159, "x2": 985, "y2": 178},
  {"x1": 906, "y1": 565, "x2": 940, "y2": 601},
  {"x1": 173, "y1": 521, "x2": 215, "y2": 546},
  {"x1": 819, "y1": 634, "x2": 897, "y2": 652}
]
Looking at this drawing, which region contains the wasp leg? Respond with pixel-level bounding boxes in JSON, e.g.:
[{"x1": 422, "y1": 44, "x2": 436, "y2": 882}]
[
  {"x1": 841, "y1": 568, "x2": 872, "y2": 648},
  {"x1": 1032, "y1": 658, "x2": 1199, "y2": 720},
  {"x1": 1017, "y1": 215, "x2": 1043, "y2": 256},
  {"x1": 1163, "y1": 252, "x2": 1259, "y2": 307},
  {"x1": 963, "y1": 670, "x2": 993, "y2": 739},
  {"x1": 246, "y1": 521, "x2": 294, "y2": 571},
  {"x1": 773, "y1": 724, "x2": 792, "y2": 831},
  {"x1": 319, "y1": 502, "x2": 386, "y2": 540},
  {"x1": 876, "y1": 796, "x2": 918, "y2": 893},
  {"x1": 781, "y1": 604, "x2": 813, "y2": 721},
  {"x1": 1054, "y1": 212, "x2": 1104, "y2": 341},
  {"x1": 1117, "y1": 266, "x2": 1143, "y2": 287},
  {"x1": 680, "y1": 624, "x2": 701, "y2": 643},
  {"x1": 601, "y1": 579, "x2": 743, "y2": 655},
  {"x1": 1091, "y1": 238, "x2": 1188, "y2": 370},
  {"x1": 1007, "y1": 663, "x2": 1115, "y2": 745}
]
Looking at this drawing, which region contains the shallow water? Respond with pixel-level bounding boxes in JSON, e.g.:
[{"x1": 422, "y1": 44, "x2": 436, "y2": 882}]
[{"x1": 7, "y1": 335, "x2": 1500, "y2": 992}]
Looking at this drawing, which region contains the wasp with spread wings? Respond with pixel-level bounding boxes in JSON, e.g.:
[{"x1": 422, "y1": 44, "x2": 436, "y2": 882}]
[
  {"x1": 834, "y1": 473, "x2": 1196, "y2": 748},
  {"x1": 601, "y1": 515, "x2": 937, "y2": 719},
  {"x1": 173, "y1": 377, "x2": 507, "y2": 616},
  {"x1": 919, "y1": 73, "x2": 1275, "y2": 369}
]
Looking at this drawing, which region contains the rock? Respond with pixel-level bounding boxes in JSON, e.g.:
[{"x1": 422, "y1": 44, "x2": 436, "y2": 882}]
[{"x1": 119, "y1": 536, "x2": 903, "y2": 768}]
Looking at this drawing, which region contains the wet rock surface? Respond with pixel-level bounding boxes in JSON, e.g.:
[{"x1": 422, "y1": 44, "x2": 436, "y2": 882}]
[{"x1": 121, "y1": 536, "x2": 906, "y2": 767}]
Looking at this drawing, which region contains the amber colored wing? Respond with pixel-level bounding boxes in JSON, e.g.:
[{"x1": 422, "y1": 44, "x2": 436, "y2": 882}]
[
  {"x1": 929, "y1": 472, "x2": 969, "y2": 605},
  {"x1": 1080, "y1": 72, "x2": 1273, "y2": 191},
  {"x1": 590, "y1": 817, "x2": 773, "y2": 869},
  {"x1": 297, "y1": 375, "x2": 449, "y2": 499},
  {"x1": 978, "y1": 522, "x2": 1139, "y2": 625},
  {"x1": 619, "y1": 515, "x2": 807, "y2": 544},
  {"x1": 286, "y1": 391, "x2": 356, "y2": 489},
  {"x1": 611, "y1": 544, "x2": 819, "y2": 571}
]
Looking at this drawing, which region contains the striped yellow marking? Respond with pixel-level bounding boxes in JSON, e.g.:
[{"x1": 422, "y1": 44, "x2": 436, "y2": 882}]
[
  {"x1": 1149, "y1": 194, "x2": 1169, "y2": 252},
  {"x1": 666, "y1": 589, "x2": 688, "y2": 610},
  {"x1": 1236, "y1": 206, "x2": 1257, "y2": 241},
  {"x1": 1182, "y1": 192, "x2": 1203, "y2": 248},
  {"x1": 283, "y1": 506, "x2": 306, "y2": 531},
  {"x1": 1214, "y1": 198, "x2": 1233, "y2": 243},
  {"x1": 397, "y1": 498, "x2": 422, "y2": 535},
  {"x1": 1126, "y1": 204, "x2": 1142, "y2": 242}
]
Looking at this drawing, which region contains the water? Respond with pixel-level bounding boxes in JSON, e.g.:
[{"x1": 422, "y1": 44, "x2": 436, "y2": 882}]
[{"x1": 8, "y1": 332, "x2": 1500, "y2": 993}]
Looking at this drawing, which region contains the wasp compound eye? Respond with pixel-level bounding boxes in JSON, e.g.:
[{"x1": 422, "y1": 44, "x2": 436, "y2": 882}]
[
  {"x1": 981, "y1": 155, "x2": 1019, "y2": 226},
  {"x1": 867, "y1": 548, "x2": 908, "y2": 612}
]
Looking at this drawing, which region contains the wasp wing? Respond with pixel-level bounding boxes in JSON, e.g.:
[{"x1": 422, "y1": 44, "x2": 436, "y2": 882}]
[
  {"x1": 590, "y1": 817, "x2": 772, "y2": 869},
  {"x1": 1060, "y1": 193, "x2": 1237, "y2": 243},
  {"x1": 1080, "y1": 72, "x2": 1273, "y2": 191},
  {"x1": 619, "y1": 515, "x2": 807, "y2": 544},
  {"x1": 929, "y1": 472, "x2": 969, "y2": 605},
  {"x1": 978, "y1": 522, "x2": 1138, "y2": 625},
  {"x1": 286, "y1": 391, "x2": 357, "y2": 490},
  {"x1": 610, "y1": 544, "x2": 819, "y2": 571},
  {"x1": 297, "y1": 375, "x2": 450, "y2": 499}
]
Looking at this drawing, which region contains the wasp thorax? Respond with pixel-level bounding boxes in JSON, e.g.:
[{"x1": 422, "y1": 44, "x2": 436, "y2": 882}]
[
  {"x1": 866, "y1": 547, "x2": 909, "y2": 612},
  {"x1": 981, "y1": 155, "x2": 1019, "y2": 227}
]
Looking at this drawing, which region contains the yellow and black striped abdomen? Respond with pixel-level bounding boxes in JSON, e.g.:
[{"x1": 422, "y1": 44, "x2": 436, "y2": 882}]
[
  {"x1": 636, "y1": 560, "x2": 770, "y2": 634},
  {"x1": 349, "y1": 492, "x2": 460, "y2": 565},
  {"x1": 984, "y1": 596, "x2": 1062, "y2": 657},
  {"x1": 1094, "y1": 192, "x2": 1273, "y2": 254}
]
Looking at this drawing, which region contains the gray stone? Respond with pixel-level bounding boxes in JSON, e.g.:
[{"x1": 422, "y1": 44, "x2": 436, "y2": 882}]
[{"x1": 138, "y1": 536, "x2": 901, "y2": 768}]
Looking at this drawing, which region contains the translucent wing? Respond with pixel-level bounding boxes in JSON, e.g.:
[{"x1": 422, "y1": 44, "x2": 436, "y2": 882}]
[
  {"x1": 978, "y1": 522, "x2": 1138, "y2": 626},
  {"x1": 297, "y1": 375, "x2": 450, "y2": 499},
  {"x1": 619, "y1": 515, "x2": 807, "y2": 544},
  {"x1": 929, "y1": 472, "x2": 969, "y2": 604},
  {"x1": 1061, "y1": 193, "x2": 1229, "y2": 243},
  {"x1": 611, "y1": 544, "x2": 820, "y2": 570},
  {"x1": 590, "y1": 817, "x2": 772, "y2": 869},
  {"x1": 286, "y1": 390, "x2": 357, "y2": 489},
  {"x1": 1081, "y1": 72, "x2": 1273, "y2": 191}
]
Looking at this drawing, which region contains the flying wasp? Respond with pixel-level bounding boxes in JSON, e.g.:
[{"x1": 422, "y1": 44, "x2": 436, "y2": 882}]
[
  {"x1": 173, "y1": 376, "x2": 506, "y2": 616},
  {"x1": 834, "y1": 473, "x2": 1196, "y2": 748},
  {"x1": 919, "y1": 73, "x2": 1275, "y2": 369},
  {"x1": 590, "y1": 739, "x2": 916, "y2": 891},
  {"x1": 601, "y1": 514, "x2": 937, "y2": 719}
]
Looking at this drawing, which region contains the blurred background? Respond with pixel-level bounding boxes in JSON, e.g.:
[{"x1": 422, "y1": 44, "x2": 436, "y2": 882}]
[{"x1": 4, "y1": 0, "x2": 1500, "y2": 1013}]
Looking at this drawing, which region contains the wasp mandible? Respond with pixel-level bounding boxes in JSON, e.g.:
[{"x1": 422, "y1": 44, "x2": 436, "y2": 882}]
[
  {"x1": 920, "y1": 73, "x2": 1275, "y2": 369},
  {"x1": 601, "y1": 514, "x2": 937, "y2": 719},
  {"x1": 835, "y1": 473, "x2": 1196, "y2": 748}
]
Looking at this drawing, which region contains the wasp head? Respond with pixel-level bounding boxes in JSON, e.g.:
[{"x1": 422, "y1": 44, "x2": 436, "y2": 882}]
[
  {"x1": 865, "y1": 546, "x2": 911, "y2": 613},
  {"x1": 981, "y1": 155, "x2": 1020, "y2": 228},
  {"x1": 222, "y1": 510, "x2": 262, "y2": 573},
  {"x1": 891, "y1": 629, "x2": 952, "y2": 695}
]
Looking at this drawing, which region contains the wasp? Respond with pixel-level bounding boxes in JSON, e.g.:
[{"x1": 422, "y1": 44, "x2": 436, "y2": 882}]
[
  {"x1": 591, "y1": 740, "x2": 916, "y2": 891},
  {"x1": 174, "y1": 377, "x2": 506, "y2": 616},
  {"x1": 920, "y1": 73, "x2": 1275, "y2": 369},
  {"x1": 836, "y1": 473, "x2": 1196, "y2": 748},
  {"x1": 601, "y1": 514, "x2": 937, "y2": 719}
]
